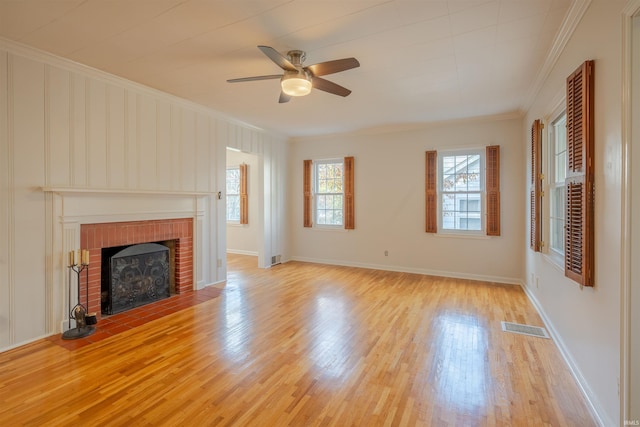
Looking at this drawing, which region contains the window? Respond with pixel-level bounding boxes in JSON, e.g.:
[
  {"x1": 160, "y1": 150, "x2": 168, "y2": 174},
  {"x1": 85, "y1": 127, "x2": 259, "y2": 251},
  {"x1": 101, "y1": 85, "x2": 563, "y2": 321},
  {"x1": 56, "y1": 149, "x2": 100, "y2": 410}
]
[
  {"x1": 536, "y1": 60, "x2": 594, "y2": 286},
  {"x1": 549, "y1": 112, "x2": 567, "y2": 256},
  {"x1": 426, "y1": 147, "x2": 499, "y2": 235},
  {"x1": 226, "y1": 167, "x2": 240, "y2": 222},
  {"x1": 226, "y1": 164, "x2": 248, "y2": 224},
  {"x1": 303, "y1": 157, "x2": 355, "y2": 229},
  {"x1": 314, "y1": 159, "x2": 344, "y2": 226},
  {"x1": 439, "y1": 150, "x2": 484, "y2": 233}
]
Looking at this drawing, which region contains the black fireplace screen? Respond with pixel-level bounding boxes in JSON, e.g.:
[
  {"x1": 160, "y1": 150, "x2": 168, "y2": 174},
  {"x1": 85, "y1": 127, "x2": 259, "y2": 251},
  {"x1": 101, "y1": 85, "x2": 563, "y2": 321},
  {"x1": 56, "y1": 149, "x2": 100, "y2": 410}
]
[{"x1": 103, "y1": 243, "x2": 170, "y2": 315}]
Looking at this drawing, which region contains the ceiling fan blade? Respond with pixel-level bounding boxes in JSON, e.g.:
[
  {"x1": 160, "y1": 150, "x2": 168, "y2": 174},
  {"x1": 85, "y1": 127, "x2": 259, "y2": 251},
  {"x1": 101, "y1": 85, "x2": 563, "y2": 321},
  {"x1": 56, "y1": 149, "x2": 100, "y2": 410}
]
[
  {"x1": 227, "y1": 74, "x2": 282, "y2": 83},
  {"x1": 279, "y1": 92, "x2": 291, "y2": 103},
  {"x1": 306, "y1": 58, "x2": 360, "y2": 76},
  {"x1": 258, "y1": 45, "x2": 297, "y2": 71},
  {"x1": 312, "y1": 77, "x2": 352, "y2": 97}
]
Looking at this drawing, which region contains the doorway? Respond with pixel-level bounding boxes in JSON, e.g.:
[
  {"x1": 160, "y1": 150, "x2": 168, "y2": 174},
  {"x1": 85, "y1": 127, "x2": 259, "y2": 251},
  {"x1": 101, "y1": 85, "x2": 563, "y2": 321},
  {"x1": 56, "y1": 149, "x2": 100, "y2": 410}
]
[{"x1": 225, "y1": 148, "x2": 260, "y2": 265}]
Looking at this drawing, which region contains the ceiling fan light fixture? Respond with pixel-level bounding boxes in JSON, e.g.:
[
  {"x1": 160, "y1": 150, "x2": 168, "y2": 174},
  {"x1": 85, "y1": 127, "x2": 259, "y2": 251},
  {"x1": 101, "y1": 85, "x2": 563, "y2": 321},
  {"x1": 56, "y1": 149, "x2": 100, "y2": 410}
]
[{"x1": 281, "y1": 74, "x2": 312, "y2": 97}]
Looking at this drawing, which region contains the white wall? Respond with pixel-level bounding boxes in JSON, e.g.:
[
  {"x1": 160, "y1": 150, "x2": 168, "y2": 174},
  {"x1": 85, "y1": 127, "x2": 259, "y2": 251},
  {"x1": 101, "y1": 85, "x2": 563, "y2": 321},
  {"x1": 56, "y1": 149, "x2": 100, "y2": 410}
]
[
  {"x1": 226, "y1": 149, "x2": 260, "y2": 256},
  {"x1": 524, "y1": 1, "x2": 625, "y2": 425},
  {"x1": 289, "y1": 117, "x2": 524, "y2": 284},
  {"x1": 0, "y1": 40, "x2": 288, "y2": 352}
]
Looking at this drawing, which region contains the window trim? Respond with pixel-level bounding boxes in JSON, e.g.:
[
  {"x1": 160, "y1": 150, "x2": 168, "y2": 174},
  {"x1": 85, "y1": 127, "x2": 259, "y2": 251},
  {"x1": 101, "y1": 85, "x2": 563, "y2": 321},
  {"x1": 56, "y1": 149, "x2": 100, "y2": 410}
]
[
  {"x1": 226, "y1": 165, "x2": 241, "y2": 224},
  {"x1": 239, "y1": 163, "x2": 248, "y2": 225},
  {"x1": 303, "y1": 157, "x2": 355, "y2": 230},
  {"x1": 437, "y1": 148, "x2": 486, "y2": 236},
  {"x1": 226, "y1": 164, "x2": 248, "y2": 225},
  {"x1": 541, "y1": 99, "x2": 567, "y2": 268},
  {"x1": 313, "y1": 158, "x2": 345, "y2": 229},
  {"x1": 548, "y1": 109, "x2": 567, "y2": 266}
]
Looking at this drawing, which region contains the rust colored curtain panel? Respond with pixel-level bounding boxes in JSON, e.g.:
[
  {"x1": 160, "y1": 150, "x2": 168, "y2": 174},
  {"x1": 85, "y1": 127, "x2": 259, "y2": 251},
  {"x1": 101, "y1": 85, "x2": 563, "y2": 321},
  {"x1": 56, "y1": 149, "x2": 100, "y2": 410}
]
[
  {"x1": 344, "y1": 156, "x2": 355, "y2": 230},
  {"x1": 486, "y1": 145, "x2": 500, "y2": 236},
  {"x1": 303, "y1": 160, "x2": 313, "y2": 227},
  {"x1": 239, "y1": 164, "x2": 248, "y2": 225},
  {"x1": 425, "y1": 151, "x2": 437, "y2": 233},
  {"x1": 565, "y1": 60, "x2": 594, "y2": 286},
  {"x1": 530, "y1": 120, "x2": 542, "y2": 250}
]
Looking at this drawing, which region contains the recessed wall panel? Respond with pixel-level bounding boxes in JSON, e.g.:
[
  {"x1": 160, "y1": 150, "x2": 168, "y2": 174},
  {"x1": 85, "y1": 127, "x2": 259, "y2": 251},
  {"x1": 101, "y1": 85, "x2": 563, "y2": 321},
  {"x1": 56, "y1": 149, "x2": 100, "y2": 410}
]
[
  {"x1": 88, "y1": 79, "x2": 107, "y2": 188},
  {"x1": 11, "y1": 54, "x2": 46, "y2": 342},
  {"x1": 170, "y1": 105, "x2": 182, "y2": 191},
  {"x1": 181, "y1": 109, "x2": 196, "y2": 192},
  {"x1": 107, "y1": 84, "x2": 126, "y2": 189},
  {"x1": 156, "y1": 100, "x2": 171, "y2": 190},
  {"x1": 195, "y1": 113, "x2": 209, "y2": 192},
  {"x1": 71, "y1": 74, "x2": 87, "y2": 187},
  {"x1": 126, "y1": 91, "x2": 138, "y2": 189},
  {"x1": 47, "y1": 66, "x2": 71, "y2": 187},
  {"x1": 138, "y1": 94, "x2": 157, "y2": 190},
  {"x1": 0, "y1": 51, "x2": 10, "y2": 348}
]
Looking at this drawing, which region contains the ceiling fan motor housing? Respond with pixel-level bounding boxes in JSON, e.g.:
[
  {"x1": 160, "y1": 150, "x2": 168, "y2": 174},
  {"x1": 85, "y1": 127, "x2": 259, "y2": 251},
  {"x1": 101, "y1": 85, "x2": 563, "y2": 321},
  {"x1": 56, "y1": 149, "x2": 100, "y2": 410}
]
[{"x1": 286, "y1": 50, "x2": 306, "y2": 67}]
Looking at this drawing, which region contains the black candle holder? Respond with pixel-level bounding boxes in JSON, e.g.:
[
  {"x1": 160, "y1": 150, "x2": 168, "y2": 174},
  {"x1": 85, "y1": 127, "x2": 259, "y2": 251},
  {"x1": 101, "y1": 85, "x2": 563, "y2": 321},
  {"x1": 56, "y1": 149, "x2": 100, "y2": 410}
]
[{"x1": 62, "y1": 254, "x2": 96, "y2": 340}]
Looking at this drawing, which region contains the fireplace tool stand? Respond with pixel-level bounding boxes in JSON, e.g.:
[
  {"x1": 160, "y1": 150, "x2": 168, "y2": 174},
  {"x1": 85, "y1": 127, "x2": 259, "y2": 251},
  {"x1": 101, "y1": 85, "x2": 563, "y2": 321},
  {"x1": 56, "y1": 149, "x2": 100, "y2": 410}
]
[{"x1": 62, "y1": 251, "x2": 96, "y2": 340}]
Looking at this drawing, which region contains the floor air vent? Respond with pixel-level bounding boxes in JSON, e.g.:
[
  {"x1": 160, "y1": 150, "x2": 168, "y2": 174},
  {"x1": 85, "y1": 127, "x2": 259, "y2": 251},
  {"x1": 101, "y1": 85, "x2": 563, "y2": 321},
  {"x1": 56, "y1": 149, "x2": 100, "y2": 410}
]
[{"x1": 501, "y1": 321, "x2": 550, "y2": 339}]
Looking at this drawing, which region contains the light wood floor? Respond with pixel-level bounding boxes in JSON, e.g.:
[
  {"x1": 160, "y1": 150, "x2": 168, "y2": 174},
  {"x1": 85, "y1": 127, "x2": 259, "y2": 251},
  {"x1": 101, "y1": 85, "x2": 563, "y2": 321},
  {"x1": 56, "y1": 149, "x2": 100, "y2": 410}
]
[{"x1": 0, "y1": 254, "x2": 595, "y2": 426}]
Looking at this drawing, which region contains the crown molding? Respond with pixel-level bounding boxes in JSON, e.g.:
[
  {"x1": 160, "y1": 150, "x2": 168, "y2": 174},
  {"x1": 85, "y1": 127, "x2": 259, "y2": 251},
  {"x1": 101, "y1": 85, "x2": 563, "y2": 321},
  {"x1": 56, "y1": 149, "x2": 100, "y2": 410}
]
[
  {"x1": 41, "y1": 187, "x2": 215, "y2": 197},
  {"x1": 290, "y1": 110, "x2": 524, "y2": 142},
  {"x1": 521, "y1": 0, "x2": 593, "y2": 113}
]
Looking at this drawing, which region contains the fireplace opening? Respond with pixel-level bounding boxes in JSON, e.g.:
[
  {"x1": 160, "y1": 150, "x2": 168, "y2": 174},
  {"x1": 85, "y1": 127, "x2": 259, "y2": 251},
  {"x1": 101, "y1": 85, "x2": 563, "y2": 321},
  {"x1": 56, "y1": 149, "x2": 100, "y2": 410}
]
[{"x1": 101, "y1": 241, "x2": 176, "y2": 315}]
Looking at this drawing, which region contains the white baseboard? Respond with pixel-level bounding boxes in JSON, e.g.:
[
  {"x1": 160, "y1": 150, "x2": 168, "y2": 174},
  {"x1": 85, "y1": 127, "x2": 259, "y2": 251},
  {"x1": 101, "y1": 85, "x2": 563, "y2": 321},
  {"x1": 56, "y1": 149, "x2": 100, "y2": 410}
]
[
  {"x1": 289, "y1": 256, "x2": 522, "y2": 286},
  {"x1": 521, "y1": 283, "x2": 609, "y2": 427},
  {"x1": 226, "y1": 249, "x2": 258, "y2": 256},
  {"x1": 0, "y1": 332, "x2": 52, "y2": 355}
]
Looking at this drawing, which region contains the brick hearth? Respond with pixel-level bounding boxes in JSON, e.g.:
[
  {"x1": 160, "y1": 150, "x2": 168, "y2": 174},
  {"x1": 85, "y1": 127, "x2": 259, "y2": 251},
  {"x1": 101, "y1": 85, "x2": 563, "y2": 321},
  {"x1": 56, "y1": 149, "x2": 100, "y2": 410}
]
[{"x1": 80, "y1": 218, "x2": 193, "y2": 320}]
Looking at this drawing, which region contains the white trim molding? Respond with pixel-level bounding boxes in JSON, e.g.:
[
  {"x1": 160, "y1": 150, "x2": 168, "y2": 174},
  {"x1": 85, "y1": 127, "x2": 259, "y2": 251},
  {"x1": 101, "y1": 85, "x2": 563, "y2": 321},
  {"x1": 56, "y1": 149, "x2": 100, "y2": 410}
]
[
  {"x1": 521, "y1": 285, "x2": 606, "y2": 426},
  {"x1": 522, "y1": 0, "x2": 593, "y2": 112},
  {"x1": 621, "y1": 0, "x2": 640, "y2": 423}
]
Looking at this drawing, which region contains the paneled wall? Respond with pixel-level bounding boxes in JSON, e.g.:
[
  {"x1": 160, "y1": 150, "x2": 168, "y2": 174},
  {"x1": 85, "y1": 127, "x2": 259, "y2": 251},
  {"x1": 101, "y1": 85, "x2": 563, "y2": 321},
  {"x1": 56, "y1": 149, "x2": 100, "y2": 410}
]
[
  {"x1": 0, "y1": 41, "x2": 288, "y2": 352},
  {"x1": 42, "y1": 67, "x2": 219, "y2": 193}
]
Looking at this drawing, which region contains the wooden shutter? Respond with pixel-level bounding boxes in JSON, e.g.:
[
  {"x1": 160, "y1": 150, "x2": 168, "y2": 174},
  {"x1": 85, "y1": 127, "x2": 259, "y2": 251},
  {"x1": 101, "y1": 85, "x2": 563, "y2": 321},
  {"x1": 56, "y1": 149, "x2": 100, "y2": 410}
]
[
  {"x1": 486, "y1": 145, "x2": 500, "y2": 236},
  {"x1": 530, "y1": 120, "x2": 542, "y2": 251},
  {"x1": 303, "y1": 160, "x2": 313, "y2": 227},
  {"x1": 425, "y1": 151, "x2": 437, "y2": 233},
  {"x1": 239, "y1": 163, "x2": 248, "y2": 224},
  {"x1": 565, "y1": 60, "x2": 594, "y2": 286},
  {"x1": 344, "y1": 156, "x2": 355, "y2": 230}
]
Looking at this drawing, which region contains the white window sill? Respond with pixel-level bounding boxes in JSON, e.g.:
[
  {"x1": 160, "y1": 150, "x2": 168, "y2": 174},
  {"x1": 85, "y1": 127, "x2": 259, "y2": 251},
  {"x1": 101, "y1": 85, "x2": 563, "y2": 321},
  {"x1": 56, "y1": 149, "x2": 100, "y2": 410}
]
[
  {"x1": 308, "y1": 225, "x2": 348, "y2": 232},
  {"x1": 543, "y1": 250, "x2": 565, "y2": 273},
  {"x1": 429, "y1": 232, "x2": 491, "y2": 240}
]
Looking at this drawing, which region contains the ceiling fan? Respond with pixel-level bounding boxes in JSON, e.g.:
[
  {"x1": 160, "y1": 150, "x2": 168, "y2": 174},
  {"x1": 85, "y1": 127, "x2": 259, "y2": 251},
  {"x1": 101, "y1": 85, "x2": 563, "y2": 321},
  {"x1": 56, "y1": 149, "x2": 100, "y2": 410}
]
[{"x1": 227, "y1": 45, "x2": 360, "y2": 103}]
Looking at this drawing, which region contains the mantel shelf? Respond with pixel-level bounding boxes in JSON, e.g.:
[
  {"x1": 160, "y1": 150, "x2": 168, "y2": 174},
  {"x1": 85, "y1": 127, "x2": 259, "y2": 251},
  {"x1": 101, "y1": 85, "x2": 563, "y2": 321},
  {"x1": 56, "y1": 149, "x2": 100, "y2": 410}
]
[{"x1": 41, "y1": 187, "x2": 217, "y2": 197}]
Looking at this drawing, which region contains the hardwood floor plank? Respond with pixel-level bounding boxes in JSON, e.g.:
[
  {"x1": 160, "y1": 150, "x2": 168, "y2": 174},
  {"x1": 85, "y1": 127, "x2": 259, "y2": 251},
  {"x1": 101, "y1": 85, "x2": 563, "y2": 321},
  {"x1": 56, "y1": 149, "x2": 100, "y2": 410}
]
[{"x1": 0, "y1": 254, "x2": 595, "y2": 426}]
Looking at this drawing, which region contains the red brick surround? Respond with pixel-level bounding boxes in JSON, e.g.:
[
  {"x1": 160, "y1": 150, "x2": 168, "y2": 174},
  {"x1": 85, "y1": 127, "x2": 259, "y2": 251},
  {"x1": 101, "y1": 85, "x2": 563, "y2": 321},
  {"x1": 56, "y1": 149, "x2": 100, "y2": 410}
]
[{"x1": 80, "y1": 218, "x2": 193, "y2": 320}]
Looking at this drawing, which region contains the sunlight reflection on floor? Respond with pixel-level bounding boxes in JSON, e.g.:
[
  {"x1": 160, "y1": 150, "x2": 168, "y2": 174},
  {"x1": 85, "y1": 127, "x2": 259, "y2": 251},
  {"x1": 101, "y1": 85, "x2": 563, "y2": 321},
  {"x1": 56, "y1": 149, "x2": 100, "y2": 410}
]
[
  {"x1": 430, "y1": 311, "x2": 489, "y2": 412},
  {"x1": 311, "y1": 295, "x2": 349, "y2": 378}
]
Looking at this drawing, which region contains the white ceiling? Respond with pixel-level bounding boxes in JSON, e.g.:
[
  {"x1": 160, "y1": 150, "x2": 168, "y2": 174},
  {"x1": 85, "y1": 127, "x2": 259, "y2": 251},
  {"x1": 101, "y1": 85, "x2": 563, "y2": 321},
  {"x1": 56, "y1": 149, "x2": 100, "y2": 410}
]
[{"x1": 0, "y1": 0, "x2": 573, "y2": 137}]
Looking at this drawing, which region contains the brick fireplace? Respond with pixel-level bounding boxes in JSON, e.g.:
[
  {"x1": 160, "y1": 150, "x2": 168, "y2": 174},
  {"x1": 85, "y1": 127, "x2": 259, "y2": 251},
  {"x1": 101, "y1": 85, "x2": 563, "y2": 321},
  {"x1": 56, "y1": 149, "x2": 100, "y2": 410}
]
[{"x1": 80, "y1": 218, "x2": 193, "y2": 320}]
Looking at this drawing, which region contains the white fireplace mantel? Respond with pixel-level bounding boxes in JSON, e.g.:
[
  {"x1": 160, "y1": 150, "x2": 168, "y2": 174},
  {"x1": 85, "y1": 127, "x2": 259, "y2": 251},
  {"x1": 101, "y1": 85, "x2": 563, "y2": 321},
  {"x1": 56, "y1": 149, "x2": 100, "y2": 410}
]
[{"x1": 44, "y1": 188, "x2": 220, "y2": 334}]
